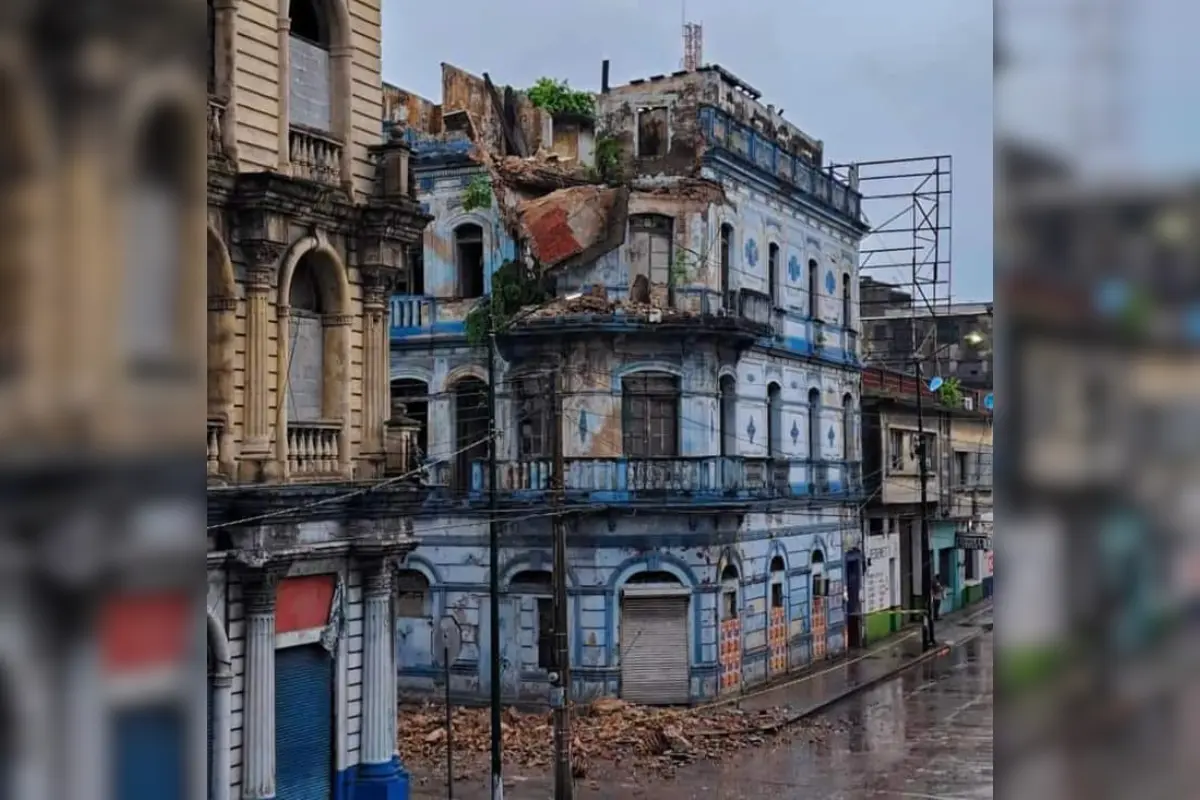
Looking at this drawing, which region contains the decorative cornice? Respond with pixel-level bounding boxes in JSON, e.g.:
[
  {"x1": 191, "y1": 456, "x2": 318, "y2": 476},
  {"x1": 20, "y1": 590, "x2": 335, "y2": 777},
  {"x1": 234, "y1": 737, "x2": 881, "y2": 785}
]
[
  {"x1": 208, "y1": 296, "x2": 238, "y2": 312},
  {"x1": 323, "y1": 313, "x2": 354, "y2": 327},
  {"x1": 243, "y1": 241, "x2": 286, "y2": 270}
]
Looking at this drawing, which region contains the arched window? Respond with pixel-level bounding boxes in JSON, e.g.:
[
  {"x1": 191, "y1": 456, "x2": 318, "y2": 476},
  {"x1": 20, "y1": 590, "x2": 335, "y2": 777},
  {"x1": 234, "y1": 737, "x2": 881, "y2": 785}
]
[
  {"x1": 510, "y1": 570, "x2": 555, "y2": 670},
  {"x1": 719, "y1": 224, "x2": 734, "y2": 305},
  {"x1": 391, "y1": 378, "x2": 429, "y2": 458},
  {"x1": 288, "y1": 0, "x2": 333, "y2": 131},
  {"x1": 807, "y1": 258, "x2": 819, "y2": 318},
  {"x1": 807, "y1": 387, "x2": 821, "y2": 461},
  {"x1": 451, "y1": 376, "x2": 489, "y2": 491},
  {"x1": 769, "y1": 555, "x2": 786, "y2": 609},
  {"x1": 842, "y1": 273, "x2": 852, "y2": 327},
  {"x1": 768, "y1": 243, "x2": 780, "y2": 306},
  {"x1": 842, "y1": 393, "x2": 855, "y2": 460},
  {"x1": 719, "y1": 375, "x2": 737, "y2": 457},
  {"x1": 394, "y1": 570, "x2": 431, "y2": 617},
  {"x1": 767, "y1": 382, "x2": 783, "y2": 458},
  {"x1": 286, "y1": 254, "x2": 326, "y2": 422},
  {"x1": 629, "y1": 214, "x2": 674, "y2": 289},
  {"x1": 720, "y1": 563, "x2": 740, "y2": 620},
  {"x1": 454, "y1": 223, "x2": 485, "y2": 299}
]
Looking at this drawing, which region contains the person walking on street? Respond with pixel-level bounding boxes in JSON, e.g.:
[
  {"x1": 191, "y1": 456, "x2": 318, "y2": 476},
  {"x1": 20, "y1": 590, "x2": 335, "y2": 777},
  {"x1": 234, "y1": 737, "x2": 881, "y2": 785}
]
[{"x1": 932, "y1": 575, "x2": 945, "y2": 621}]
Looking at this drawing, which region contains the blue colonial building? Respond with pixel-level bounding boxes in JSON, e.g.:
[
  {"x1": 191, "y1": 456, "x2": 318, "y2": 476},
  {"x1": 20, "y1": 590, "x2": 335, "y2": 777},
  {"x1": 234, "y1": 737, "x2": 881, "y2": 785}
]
[{"x1": 384, "y1": 63, "x2": 868, "y2": 705}]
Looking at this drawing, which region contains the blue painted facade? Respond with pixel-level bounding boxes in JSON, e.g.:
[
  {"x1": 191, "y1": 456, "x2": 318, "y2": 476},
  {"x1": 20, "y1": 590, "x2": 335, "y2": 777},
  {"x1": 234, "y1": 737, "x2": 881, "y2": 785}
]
[{"x1": 390, "y1": 70, "x2": 866, "y2": 704}]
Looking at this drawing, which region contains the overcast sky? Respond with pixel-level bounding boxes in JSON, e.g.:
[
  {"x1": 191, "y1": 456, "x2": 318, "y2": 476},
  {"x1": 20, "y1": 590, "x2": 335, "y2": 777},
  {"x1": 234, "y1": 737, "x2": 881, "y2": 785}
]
[{"x1": 382, "y1": 0, "x2": 994, "y2": 302}]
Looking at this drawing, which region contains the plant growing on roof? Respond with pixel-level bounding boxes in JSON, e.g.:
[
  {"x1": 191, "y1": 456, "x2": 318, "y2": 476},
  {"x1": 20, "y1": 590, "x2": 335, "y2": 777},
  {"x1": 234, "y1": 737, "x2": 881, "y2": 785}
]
[
  {"x1": 526, "y1": 78, "x2": 595, "y2": 119},
  {"x1": 461, "y1": 174, "x2": 492, "y2": 212},
  {"x1": 936, "y1": 376, "x2": 962, "y2": 407},
  {"x1": 593, "y1": 133, "x2": 622, "y2": 183},
  {"x1": 463, "y1": 259, "x2": 551, "y2": 346}
]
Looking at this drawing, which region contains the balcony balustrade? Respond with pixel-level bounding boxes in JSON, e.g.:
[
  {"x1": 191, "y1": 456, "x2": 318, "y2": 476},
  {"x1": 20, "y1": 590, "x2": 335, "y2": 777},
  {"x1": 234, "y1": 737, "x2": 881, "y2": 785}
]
[
  {"x1": 461, "y1": 455, "x2": 865, "y2": 503},
  {"x1": 286, "y1": 421, "x2": 341, "y2": 478},
  {"x1": 208, "y1": 97, "x2": 227, "y2": 160},
  {"x1": 207, "y1": 417, "x2": 226, "y2": 481},
  {"x1": 289, "y1": 125, "x2": 343, "y2": 186}
]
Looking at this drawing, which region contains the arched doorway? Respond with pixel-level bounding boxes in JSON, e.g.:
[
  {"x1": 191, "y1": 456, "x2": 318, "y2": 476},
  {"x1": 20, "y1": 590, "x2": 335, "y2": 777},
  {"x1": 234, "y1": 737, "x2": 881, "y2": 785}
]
[
  {"x1": 618, "y1": 570, "x2": 690, "y2": 705},
  {"x1": 767, "y1": 555, "x2": 788, "y2": 678},
  {"x1": 718, "y1": 563, "x2": 742, "y2": 694},
  {"x1": 811, "y1": 550, "x2": 828, "y2": 660},
  {"x1": 394, "y1": 569, "x2": 434, "y2": 688},
  {"x1": 390, "y1": 378, "x2": 429, "y2": 461}
]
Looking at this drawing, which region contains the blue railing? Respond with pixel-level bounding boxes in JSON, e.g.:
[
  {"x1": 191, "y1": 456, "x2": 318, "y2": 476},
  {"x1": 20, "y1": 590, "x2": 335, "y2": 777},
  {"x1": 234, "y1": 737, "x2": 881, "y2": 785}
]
[
  {"x1": 465, "y1": 456, "x2": 864, "y2": 503},
  {"x1": 389, "y1": 295, "x2": 476, "y2": 339}
]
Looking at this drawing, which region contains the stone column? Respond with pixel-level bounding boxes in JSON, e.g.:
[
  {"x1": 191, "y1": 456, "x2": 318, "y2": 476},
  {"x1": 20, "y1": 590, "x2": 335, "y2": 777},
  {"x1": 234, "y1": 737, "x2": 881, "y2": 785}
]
[
  {"x1": 241, "y1": 572, "x2": 279, "y2": 800},
  {"x1": 242, "y1": 249, "x2": 280, "y2": 457},
  {"x1": 360, "y1": 268, "x2": 392, "y2": 465},
  {"x1": 356, "y1": 558, "x2": 408, "y2": 800}
]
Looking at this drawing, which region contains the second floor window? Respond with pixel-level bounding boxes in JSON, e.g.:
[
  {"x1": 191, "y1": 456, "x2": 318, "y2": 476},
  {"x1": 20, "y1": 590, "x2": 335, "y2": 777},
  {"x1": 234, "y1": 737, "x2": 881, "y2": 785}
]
[
  {"x1": 768, "y1": 243, "x2": 780, "y2": 307},
  {"x1": 719, "y1": 224, "x2": 733, "y2": 298},
  {"x1": 629, "y1": 214, "x2": 673, "y2": 288},
  {"x1": 808, "y1": 258, "x2": 819, "y2": 318},
  {"x1": 842, "y1": 273, "x2": 852, "y2": 327},
  {"x1": 288, "y1": 0, "x2": 333, "y2": 131},
  {"x1": 622, "y1": 374, "x2": 680, "y2": 458},
  {"x1": 455, "y1": 223, "x2": 485, "y2": 298},
  {"x1": 516, "y1": 374, "x2": 551, "y2": 459}
]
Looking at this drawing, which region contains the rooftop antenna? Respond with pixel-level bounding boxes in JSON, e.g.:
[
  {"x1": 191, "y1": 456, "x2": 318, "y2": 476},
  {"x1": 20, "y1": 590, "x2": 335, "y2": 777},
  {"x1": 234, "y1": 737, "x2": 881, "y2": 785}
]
[{"x1": 682, "y1": 0, "x2": 703, "y2": 71}]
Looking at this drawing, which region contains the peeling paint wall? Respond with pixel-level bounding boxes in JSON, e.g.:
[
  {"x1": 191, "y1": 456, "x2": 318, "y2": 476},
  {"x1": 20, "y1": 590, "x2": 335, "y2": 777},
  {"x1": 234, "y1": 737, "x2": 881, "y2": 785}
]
[
  {"x1": 413, "y1": 164, "x2": 517, "y2": 300},
  {"x1": 396, "y1": 509, "x2": 850, "y2": 704}
]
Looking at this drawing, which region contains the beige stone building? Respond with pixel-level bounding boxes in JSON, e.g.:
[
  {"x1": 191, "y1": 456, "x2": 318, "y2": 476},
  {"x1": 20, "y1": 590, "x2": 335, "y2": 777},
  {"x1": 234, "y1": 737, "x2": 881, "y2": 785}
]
[{"x1": 207, "y1": 0, "x2": 430, "y2": 486}]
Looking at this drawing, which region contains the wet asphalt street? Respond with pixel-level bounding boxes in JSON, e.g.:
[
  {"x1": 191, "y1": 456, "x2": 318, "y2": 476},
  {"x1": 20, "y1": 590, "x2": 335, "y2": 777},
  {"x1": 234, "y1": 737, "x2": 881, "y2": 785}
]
[
  {"x1": 419, "y1": 623, "x2": 994, "y2": 800},
  {"x1": 619, "y1": 631, "x2": 994, "y2": 800}
]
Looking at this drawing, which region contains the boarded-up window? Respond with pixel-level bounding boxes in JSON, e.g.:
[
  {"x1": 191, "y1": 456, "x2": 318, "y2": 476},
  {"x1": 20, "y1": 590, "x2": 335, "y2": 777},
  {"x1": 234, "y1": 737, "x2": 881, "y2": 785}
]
[
  {"x1": 637, "y1": 107, "x2": 669, "y2": 158},
  {"x1": 287, "y1": 255, "x2": 325, "y2": 422},
  {"x1": 394, "y1": 570, "x2": 430, "y2": 618},
  {"x1": 628, "y1": 214, "x2": 673, "y2": 287},
  {"x1": 622, "y1": 374, "x2": 680, "y2": 457},
  {"x1": 288, "y1": 0, "x2": 332, "y2": 131}
]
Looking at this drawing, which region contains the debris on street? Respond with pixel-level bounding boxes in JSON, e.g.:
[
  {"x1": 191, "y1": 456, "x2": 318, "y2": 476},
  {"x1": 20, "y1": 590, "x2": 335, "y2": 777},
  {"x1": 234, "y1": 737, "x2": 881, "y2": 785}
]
[{"x1": 398, "y1": 697, "x2": 834, "y2": 780}]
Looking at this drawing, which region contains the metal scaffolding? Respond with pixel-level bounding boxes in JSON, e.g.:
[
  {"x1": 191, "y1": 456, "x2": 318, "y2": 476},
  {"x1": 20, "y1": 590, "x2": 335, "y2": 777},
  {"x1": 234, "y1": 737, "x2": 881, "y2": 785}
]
[{"x1": 829, "y1": 155, "x2": 954, "y2": 373}]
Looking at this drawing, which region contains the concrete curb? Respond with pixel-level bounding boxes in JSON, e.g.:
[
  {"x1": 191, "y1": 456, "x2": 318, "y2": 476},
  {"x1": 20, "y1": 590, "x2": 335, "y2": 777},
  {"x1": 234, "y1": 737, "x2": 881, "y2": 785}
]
[{"x1": 775, "y1": 603, "x2": 993, "y2": 727}]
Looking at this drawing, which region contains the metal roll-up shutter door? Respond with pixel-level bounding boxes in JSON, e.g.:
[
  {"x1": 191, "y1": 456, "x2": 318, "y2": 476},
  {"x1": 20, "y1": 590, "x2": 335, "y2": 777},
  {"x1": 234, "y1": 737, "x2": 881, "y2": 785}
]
[
  {"x1": 276, "y1": 644, "x2": 334, "y2": 800},
  {"x1": 620, "y1": 595, "x2": 689, "y2": 705},
  {"x1": 112, "y1": 705, "x2": 185, "y2": 800}
]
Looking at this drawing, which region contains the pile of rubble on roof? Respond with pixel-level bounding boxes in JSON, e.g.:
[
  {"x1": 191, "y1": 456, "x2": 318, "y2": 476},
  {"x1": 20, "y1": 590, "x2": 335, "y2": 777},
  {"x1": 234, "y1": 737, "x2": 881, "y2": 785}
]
[{"x1": 518, "y1": 281, "x2": 697, "y2": 322}]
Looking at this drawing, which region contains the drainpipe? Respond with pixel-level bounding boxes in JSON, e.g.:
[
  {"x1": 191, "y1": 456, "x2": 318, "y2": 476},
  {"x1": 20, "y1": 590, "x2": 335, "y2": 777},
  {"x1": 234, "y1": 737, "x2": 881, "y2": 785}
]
[{"x1": 208, "y1": 612, "x2": 233, "y2": 800}]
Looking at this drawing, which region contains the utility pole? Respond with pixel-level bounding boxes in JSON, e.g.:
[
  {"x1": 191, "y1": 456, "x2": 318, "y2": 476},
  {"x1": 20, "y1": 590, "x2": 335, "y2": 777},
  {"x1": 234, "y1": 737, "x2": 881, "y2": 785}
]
[
  {"x1": 550, "y1": 359, "x2": 573, "y2": 799},
  {"x1": 913, "y1": 357, "x2": 936, "y2": 650},
  {"x1": 487, "y1": 316, "x2": 504, "y2": 800}
]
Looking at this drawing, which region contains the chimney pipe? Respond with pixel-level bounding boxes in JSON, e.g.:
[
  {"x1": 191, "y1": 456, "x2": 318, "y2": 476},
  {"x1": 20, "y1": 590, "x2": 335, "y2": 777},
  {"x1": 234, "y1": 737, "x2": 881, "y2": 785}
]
[{"x1": 601, "y1": 60, "x2": 610, "y2": 94}]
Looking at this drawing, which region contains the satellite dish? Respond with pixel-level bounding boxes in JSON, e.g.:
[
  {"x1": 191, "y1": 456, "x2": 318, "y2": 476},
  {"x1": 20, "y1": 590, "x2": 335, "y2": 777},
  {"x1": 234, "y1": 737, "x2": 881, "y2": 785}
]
[
  {"x1": 928, "y1": 377, "x2": 944, "y2": 392},
  {"x1": 984, "y1": 393, "x2": 994, "y2": 411}
]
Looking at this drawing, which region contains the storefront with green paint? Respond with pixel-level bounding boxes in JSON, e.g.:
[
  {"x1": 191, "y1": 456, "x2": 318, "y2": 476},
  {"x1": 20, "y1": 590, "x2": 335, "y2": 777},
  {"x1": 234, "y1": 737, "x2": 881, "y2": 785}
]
[{"x1": 931, "y1": 523, "x2": 959, "y2": 615}]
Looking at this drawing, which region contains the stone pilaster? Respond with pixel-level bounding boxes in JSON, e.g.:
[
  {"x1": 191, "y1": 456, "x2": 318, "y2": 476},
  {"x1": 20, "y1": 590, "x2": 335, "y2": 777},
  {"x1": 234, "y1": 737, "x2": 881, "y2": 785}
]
[
  {"x1": 241, "y1": 569, "x2": 281, "y2": 800},
  {"x1": 360, "y1": 267, "x2": 393, "y2": 459},
  {"x1": 242, "y1": 245, "x2": 282, "y2": 455},
  {"x1": 353, "y1": 547, "x2": 410, "y2": 800}
]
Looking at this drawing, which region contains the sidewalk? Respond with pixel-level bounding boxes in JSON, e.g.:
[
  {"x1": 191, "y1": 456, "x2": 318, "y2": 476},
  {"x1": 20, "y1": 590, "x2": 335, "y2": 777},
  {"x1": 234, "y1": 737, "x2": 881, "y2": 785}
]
[{"x1": 710, "y1": 601, "x2": 993, "y2": 717}]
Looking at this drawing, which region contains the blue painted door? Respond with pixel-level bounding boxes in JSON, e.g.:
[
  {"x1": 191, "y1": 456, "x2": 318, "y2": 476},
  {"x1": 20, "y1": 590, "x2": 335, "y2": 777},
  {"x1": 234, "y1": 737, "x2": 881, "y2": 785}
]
[
  {"x1": 207, "y1": 679, "x2": 214, "y2": 800},
  {"x1": 275, "y1": 644, "x2": 334, "y2": 800},
  {"x1": 112, "y1": 705, "x2": 185, "y2": 800}
]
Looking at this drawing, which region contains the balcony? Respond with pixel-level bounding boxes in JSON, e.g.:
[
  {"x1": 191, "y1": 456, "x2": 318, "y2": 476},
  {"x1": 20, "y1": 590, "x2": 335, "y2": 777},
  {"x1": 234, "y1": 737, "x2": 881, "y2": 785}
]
[
  {"x1": 286, "y1": 421, "x2": 342, "y2": 478},
  {"x1": 289, "y1": 125, "x2": 343, "y2": 186},
  {"x1": 462, "y1": 456, "x2": 865, "y2": 504},
  {"x1": 698, "y1": 105, "x2": 865, "y2": 228},
  {"x1": 389, "y1": 295, "x2": 477, "y2": 340},
  {"x1": 207, "y1": 416, "x2": 228, "y2": 483}
]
